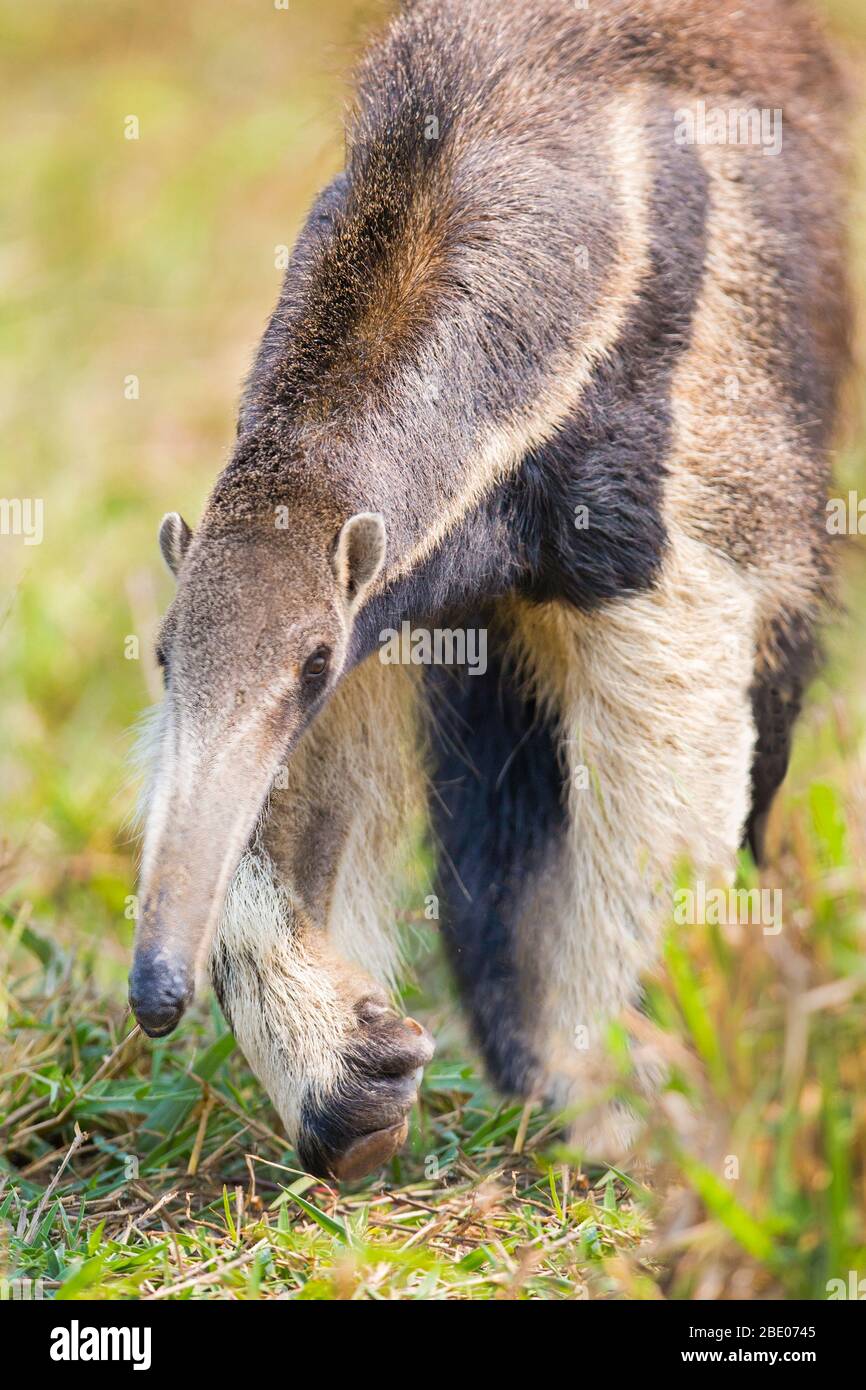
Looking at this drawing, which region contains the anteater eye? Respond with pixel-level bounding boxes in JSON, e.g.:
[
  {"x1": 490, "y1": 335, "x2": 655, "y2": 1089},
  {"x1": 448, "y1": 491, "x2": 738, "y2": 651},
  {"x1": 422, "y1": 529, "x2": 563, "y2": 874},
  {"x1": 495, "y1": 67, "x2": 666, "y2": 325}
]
[{"x1": 302, "y1": 646, "x2": 330, "y2": 684}]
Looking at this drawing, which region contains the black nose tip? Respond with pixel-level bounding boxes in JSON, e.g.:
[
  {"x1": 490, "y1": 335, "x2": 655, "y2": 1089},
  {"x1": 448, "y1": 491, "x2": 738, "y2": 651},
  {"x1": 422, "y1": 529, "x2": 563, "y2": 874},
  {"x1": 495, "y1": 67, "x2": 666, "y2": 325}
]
[
  {"x1": 131, "y1": 998, "x2": 186, "y2": 1038},
  {"x1": 129, "y1": 955, "x2": 192, "y2": 1038}
]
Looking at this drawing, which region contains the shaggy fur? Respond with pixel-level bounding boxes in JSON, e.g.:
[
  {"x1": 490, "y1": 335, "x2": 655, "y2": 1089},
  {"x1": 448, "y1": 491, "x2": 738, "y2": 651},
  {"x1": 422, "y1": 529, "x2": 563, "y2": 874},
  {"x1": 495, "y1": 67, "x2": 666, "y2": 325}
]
[{"x1": 132, "y1": 0, "x2": 850, "y2": 1178}]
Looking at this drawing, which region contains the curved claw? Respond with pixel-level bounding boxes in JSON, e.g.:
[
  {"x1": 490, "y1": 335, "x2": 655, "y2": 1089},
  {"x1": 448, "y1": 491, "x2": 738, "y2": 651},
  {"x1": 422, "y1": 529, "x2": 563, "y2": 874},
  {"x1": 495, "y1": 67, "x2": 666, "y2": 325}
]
[
  {"x1": 297, "y1": 1011, "x2": 435, "y2": 1183},
  {"x1": 331, "y1": 1119, "x2": 410, "y2": 1182}
]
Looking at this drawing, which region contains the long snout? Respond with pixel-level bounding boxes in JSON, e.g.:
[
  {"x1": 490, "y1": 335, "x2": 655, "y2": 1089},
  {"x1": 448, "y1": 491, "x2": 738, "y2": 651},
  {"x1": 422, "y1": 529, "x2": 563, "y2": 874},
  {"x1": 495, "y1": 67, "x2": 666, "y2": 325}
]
[{"x1": 130, "y1": 734, "x2": 279, "y2": 1038}]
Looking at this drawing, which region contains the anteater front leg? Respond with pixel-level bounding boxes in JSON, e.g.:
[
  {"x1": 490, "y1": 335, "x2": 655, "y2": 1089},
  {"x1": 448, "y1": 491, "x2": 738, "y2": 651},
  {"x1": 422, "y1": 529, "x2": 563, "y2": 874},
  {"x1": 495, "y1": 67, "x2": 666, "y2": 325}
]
[
  {"x1": 431, "y1": 535, "x2": 761, "y2": 1155},
  {"x1": 210, "y1": 658, "x2": 433, "y2": 1182},
  {"x1": 513, "y1": 532, "x2": 761, "y2": 1152}
]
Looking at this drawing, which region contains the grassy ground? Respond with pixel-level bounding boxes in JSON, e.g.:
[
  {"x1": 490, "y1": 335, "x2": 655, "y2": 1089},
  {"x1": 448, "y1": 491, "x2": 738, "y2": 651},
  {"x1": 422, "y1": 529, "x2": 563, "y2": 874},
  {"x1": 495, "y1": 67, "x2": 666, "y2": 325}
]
[{"x1": 2, "y1": 0, "x2": 866, "y2": 1300}]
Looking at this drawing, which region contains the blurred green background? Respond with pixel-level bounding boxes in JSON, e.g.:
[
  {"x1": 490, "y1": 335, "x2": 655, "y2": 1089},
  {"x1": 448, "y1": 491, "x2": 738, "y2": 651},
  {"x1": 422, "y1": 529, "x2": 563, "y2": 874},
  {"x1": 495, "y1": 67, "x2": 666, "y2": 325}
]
[{"x1": 2, "y1": 0, "x2": 866, "y2": 1300}]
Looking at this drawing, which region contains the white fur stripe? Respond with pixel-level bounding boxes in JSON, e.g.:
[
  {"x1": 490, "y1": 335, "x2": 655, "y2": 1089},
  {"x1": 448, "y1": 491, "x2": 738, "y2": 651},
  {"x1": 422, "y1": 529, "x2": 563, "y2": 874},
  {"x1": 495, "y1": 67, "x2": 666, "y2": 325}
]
[{"x1": 367, "y1": 91, "x2": 653, "y2": 592}]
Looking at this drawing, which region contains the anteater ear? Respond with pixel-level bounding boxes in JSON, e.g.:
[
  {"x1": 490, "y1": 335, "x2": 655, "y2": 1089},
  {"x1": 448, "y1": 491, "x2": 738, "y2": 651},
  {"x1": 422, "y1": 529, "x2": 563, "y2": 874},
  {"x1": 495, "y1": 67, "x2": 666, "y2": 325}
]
[
  {"x1": 158, "y1": 512, "x2": 193, "y2": 579},
  {"x1": 333, "y1": 512, "x2": 387, "y2": 604}
]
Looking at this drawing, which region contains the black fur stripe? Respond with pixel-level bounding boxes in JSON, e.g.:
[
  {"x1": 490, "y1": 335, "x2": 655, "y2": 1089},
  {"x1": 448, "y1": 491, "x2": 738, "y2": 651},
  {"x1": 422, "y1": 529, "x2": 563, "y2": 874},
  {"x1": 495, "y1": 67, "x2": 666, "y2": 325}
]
[
  {"x1": 424, "y1": 614, "x2": 565, "y2": 1096},
  {"x1": 746, "y1": 618, "x2": 818, "y2": 864}
]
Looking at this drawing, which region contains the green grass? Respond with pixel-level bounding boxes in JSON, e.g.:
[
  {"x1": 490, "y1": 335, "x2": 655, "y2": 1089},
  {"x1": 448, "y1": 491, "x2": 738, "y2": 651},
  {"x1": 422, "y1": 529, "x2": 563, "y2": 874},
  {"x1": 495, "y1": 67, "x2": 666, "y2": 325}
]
[
  {"x1": 0, "y1": 971, "x2": 652, "y2": 1300},
  {"x1": 2, "y1": 0, "x2": 866, "y2": 1300}
]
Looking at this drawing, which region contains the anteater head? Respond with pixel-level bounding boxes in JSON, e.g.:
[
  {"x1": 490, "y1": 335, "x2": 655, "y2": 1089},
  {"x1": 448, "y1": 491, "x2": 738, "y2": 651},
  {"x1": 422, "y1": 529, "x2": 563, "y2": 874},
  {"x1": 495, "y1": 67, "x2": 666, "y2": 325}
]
[{"x1": 128, "y1": 480, "x2": 386, "y2": 1038}]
